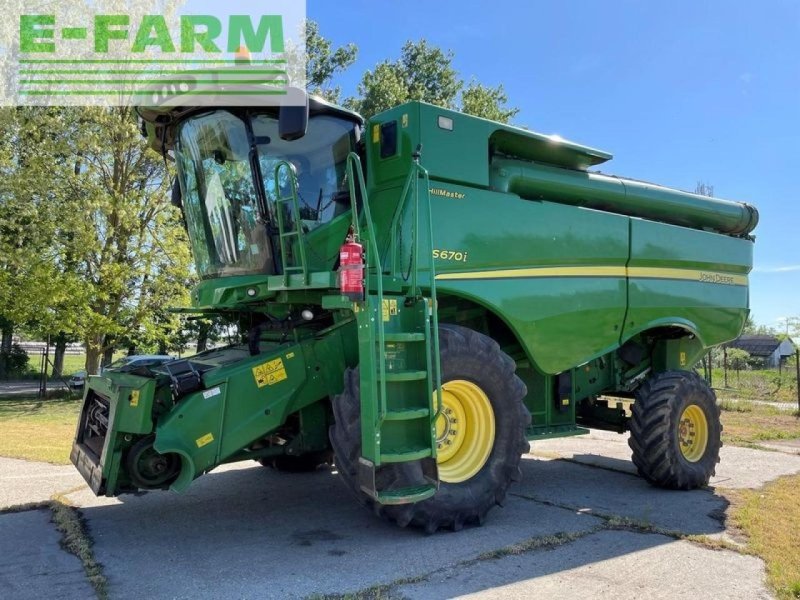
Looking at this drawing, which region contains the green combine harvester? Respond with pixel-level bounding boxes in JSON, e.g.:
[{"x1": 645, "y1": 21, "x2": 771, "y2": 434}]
[{"x1": 71, "y1": 88, "x2": 758, "y2": 532}]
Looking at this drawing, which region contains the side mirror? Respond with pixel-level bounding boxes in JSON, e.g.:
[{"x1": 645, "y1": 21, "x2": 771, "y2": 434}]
[{"x1": 279, "y1": 88, "x2": 309, "y2": 141}]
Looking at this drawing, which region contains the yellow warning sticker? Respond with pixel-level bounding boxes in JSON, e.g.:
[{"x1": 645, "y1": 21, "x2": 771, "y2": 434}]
[
  {"x1": 129, "y1": 390, "x2": 139, "y2": 407},
  {"x1": 195, "y1": 433, "x2": 214, "y2": 448},
  {"x1": 372, "y1": 123, "x2": 380, "y2": 143},
  {"x1": 252, "y1": 358, "x2": 288, "y2": 388},
  {"x1": 679, "y1": 351, "x2": 687, "y2": 367},
  {"x1": 401, "y1": 113, "x2": 409, "y2": 128},
  {"x1": 382, "y1": 298, "x2": 398, "y2": 322},
  {"x1": 286, "y1": 352, "x2": 295, "y2": 359}
]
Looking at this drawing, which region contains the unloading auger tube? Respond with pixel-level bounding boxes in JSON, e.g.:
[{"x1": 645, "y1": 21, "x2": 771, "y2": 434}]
[{"x1": 490, "y1": 158, "x2": 758, "y2": 236}]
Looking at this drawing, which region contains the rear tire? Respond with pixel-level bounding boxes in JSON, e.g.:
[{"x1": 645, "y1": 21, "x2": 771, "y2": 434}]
[
  {"x1": 330, "y1": 324, "x2": 531, "y2": 532},
  {"x1": 629, "y1": 370, "x2": 721, "y2": 489}
]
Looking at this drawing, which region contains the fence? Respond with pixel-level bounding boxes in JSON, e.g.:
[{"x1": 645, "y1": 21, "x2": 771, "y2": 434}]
[
  {"x1": 16, "y1": 343, "x2": 84, "y2": 355},
  {"x1": 699, "y1": 350, "x2": 800, "y2": 409}
]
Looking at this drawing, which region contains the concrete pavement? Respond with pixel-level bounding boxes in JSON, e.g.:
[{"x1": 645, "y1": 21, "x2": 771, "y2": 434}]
[
  {"x1": 0, "y1": 457, "x2": 86, "y2": 508},
  {"x1": 2, "y1": 429, "x2": 799, "y2": 599},
  {"x1": 0, "y1": 509, "x2": 95, "y2": 600}
]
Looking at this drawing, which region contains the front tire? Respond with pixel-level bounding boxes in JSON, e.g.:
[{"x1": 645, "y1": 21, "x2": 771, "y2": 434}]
[
  {"x1": 629, "y1": 370, "x2": 721, "y2": 489},
  {"x1": 330, "y1": 324, "x2": 531, "y2": 532}
]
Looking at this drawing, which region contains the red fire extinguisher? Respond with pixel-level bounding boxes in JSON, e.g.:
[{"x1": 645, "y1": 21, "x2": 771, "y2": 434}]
[{"x1": 339, "y1": 228, "x2": 364, "y2": 301}]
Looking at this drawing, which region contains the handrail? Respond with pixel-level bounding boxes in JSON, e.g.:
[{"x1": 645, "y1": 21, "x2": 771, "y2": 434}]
[
  {"x1": 345, "y1": 153, "x2": 387, "y2": 421},
  {"x1": 414, "y1": 163, "x2": 443, "y2": 420},
  {"x1": 273, "y1": 160, "x2": 308, "y2": 285},
  {"x1": 389, "y1": 165, "x2": 417, "y2": 275}
]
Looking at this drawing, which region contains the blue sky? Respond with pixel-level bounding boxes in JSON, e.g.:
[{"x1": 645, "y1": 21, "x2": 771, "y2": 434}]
[{"x1": 306, "y1": 0, "x2": 799, "y2": 329}]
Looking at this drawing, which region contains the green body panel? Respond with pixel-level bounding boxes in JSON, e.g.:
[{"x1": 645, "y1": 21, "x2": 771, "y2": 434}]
[
  {"x1": 73, "y1": 324, "x2": 358, "y2": 496},
  {"x1": 71, "y1": 97, "x2": 757, "y2": 505},
  {"x1": 624, "y1": 219, "x2": 751, "y2": 346},
  {"x1": 361, "y1": 103, "x2": 753, "y2": 376}
]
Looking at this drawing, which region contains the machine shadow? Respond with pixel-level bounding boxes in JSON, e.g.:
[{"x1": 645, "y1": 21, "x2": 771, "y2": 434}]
[{"x1": 77, "y1": 455, "x2": 731, "y2": 599}]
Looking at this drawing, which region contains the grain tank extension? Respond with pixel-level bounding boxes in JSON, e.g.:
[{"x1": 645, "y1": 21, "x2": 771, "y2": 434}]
[{"x1": 71, "y1": 92, "x2": 757, "y2": 532}]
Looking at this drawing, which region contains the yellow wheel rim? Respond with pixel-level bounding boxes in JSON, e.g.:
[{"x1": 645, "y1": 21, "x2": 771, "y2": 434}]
[
  {"x1": 434, "y1": 380, "x2": 495, "y2": 483},
  {"x1": 678, "y1": 405, "x2": 709, "y2": 463}
]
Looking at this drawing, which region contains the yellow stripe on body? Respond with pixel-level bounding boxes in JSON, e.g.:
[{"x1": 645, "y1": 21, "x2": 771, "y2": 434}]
[
  {"x1": 435, "y1": 266, "x2": 626, "y2": 280},
  {"x1": 435, "y1": 265, "x2": 747, "y2": 286}
]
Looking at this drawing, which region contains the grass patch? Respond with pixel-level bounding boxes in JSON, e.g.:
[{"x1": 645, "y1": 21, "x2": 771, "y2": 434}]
[
  {"x1": 719, "y1": 398, "x2": 755, "y2": 413},
  {"x1": 306, "y1": 576, "x2": 426, "y2": 600},
  {"x1": 731, "y1": 475, "x2": 800, "y2": 599},
  {"x1": 476, "y1": 529, "x2": 593, "y2": 561},
  {"x1": 0, "y1": 397, "x2": 82, "y2": 464},
  {"x1": 720, "y1": 402, "x2": 800, "y2": 447},
  {"x1": 50, "y1": 494, "x2": 108, "y2": 600}
]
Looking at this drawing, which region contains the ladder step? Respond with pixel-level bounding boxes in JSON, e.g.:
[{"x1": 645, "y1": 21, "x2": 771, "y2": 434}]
[
  {"x1": 384, "y1": 408, "x2": 430, "y2": 421},
  {"x1": 380, "y1": 448, "x2": 432, "y2": 463},
  {"x1": 376, "y1": 484, "x2": 437, "y2": 505},
  {"x1": 279, "y1": 231, "x2": 301, "y2": 238},
  {"x1": 383, "y1": 333, "x2": 426, "y2": 343},
  {"x1": 379, "y1": 370, "x2": 427, "y2": 382},
  {"x1": 283, "y1": 266, "x2": 306, "y2": 272}
]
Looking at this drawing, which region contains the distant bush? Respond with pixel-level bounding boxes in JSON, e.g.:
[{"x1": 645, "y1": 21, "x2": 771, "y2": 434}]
[{"x1": 0, "y1": 344, "x2": 32, "y2": 378}]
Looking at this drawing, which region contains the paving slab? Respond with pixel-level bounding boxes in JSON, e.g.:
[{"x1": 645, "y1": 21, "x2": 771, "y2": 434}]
[
  {"x1": 533, "y1": 429, "x2": 800, "y2": 488},
  {"x1": 71, "y1": 462, "x2": 601, "y2": 600},
  {"x1": 0, "y1": 509, "x2": 95, "y2": 600},
  {"x1": 515, "y1": 455, "x2": 726, "y2": 535},
  {"x1": 0, "y1": 457, "x2": 86, "y2": 509},
  {"x1": 398, "y1": 529, "x2": 770, "y2": 600}
]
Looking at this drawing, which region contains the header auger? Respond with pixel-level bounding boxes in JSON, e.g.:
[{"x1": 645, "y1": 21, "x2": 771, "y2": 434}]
[{"x1": 71, "y1": 89, "x2": 756, "y2": 532}]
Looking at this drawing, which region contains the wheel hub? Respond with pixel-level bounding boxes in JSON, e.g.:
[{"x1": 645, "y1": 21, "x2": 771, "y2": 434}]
[
  {"x1": 128, "y1": 439, "x2": 180, "y2": 488},
  {"x1": 434, "y1": 380, "x2": 495, "y2": 483},
  {"x1": 678, "y1": 404, "x2": 709, "y2": 463}
]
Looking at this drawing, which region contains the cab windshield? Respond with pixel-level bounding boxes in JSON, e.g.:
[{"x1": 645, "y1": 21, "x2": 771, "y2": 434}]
[{"x1": 175, "y1": 109, "x2": 358, "y2": 279}]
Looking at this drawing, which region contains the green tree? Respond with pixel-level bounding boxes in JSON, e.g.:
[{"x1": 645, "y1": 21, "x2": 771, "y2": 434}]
[
  {"x1": 0, "y1": 106, "x2": 193, "y2": 374},
  {"x1": 305, "y1": 20, "x2": 358, "y2": 103},
  {"x1": 461, "y1": 80, "x2": 520, "y2": 122},
  {"x1": 348, "y1": 40, "x2": 518, "y2": 123},
  {"x1": 349, "y1": 61, "x2": 410, "y2": 119},
  {"x1": 727, "y1": 347, "x2": 750, "y2": 385},
  {"x1": 0, "y1": 107, "x2": 90, "y2": 377},
  {"x1": 70, "y1": 107, "x2": 192, "y2": 372}
]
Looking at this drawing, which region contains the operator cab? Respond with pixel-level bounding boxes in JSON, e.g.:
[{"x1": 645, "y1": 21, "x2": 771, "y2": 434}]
[{"x1": 140, "y1": 96, "x2": 363, "y2": 280}]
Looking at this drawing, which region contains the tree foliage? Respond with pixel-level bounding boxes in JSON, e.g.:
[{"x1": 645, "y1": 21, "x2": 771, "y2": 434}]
[
  {"x1": 0, "y1": 107, "x2": 192, "y2": 374},
  {"x1": 726, "y1": 348, "x2": 751, "y2": 372},
  {"x1": 347, "y1": 40, "x2": 518, "y2": 122},
  {"x1": 304, "y1": 20, "x2": 358, "y2": 103},
  {"x1": 460, "y1": 80, "x2": 520, "y2": 123}
]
